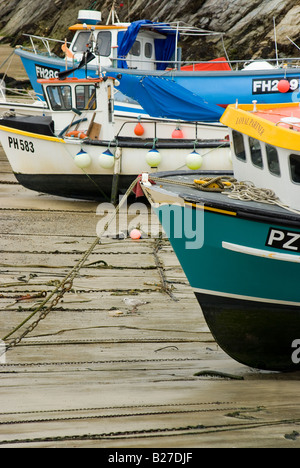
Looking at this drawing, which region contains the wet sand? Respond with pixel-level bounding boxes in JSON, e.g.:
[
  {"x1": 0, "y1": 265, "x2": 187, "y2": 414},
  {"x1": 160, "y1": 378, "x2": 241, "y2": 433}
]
[{"x1": 1, "y1": 45, "x2": 300, "y2": 449}]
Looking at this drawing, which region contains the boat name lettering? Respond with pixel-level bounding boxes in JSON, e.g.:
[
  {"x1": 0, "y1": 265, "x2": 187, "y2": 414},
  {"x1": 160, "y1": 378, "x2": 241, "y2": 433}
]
[
  {"x1": 266, "y1": 227, "x2": 300, "y2": 252},
  {"x1": 252, "y1": 77, "x2": 299, "y2": 95},
  {"x1": 8, "y1": 137, "x2": 35, "y2": 153},
  {"x1": 235, "y1": 116, "x2": 265, "y2": 136},
  {"x1": 35, "y1": 65, "x2": 59, "y2": 80}
]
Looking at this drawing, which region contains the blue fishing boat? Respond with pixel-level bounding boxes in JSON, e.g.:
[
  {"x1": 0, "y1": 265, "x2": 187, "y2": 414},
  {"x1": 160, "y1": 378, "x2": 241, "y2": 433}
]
[
  {"x1": 14, "y1": 7, "x2": 300, "y2": 121},
  {"x1": 141, "y1": 101, "x2": 300, "y2": 371}
]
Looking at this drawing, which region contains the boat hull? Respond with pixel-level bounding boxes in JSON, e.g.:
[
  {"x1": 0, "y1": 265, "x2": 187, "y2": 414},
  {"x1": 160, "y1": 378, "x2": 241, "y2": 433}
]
[
  {"x1": 107, "y1": 67, "x2": 300, "y2": 108},
  {"x1": 196, "y1": 291, "x2": 300, "y2": 371},
  {"x1": 149, "y1": 185, "x2": 300, "y2": 372},
  {"x1": 0, "y1": 122, "x2": 231, "y2": 200},
  {"x1": 14, "y1": 172, "x2": 135, "y2": 200}
]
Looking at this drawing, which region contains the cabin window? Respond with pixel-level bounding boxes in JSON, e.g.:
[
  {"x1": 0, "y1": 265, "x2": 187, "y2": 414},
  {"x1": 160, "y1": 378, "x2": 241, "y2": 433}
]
[
  {"x1": 130, "y1": 40, "x2": 141, "y2": 56},
  {"x1": 72, "y1": 32, "x2": 92, "y2": 53},
  {"x1": 249, "y1": 137, "x2": 263, "y2": 168},
  {"x1": 47, "y1": 85, "x2": 72, "y2": 111},
  {"x1": 290, "y1": 154, "x2": 300, "y2": 183},
  {"x1": 96, "y1": 31, "x2": 111, "y2": 57},
  {"x1": 266, "y1": 144, "x2": 281, "y2": 176},
  {"x1": 145, "y1": 42, "x2": 153, "y2": 58},
  {"x1": 232, "y1": 130, "x2": 246, "y2": 161},
  {"x1": 75, "y1": 85, "x2": 97, "y2": 110}
]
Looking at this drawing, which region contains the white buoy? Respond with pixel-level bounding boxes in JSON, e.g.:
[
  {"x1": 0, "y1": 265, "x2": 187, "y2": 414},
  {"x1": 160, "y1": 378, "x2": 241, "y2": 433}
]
[
  {"x1": 146, "y1": 148, "x2": 161, "y2": 168},
  {"x1": 99, "y1": 149, "x2": 115, "y2": 169},
  {"x1": 74, "y1": 150, "x2": 92, "y2": 169},
  {"x1": 185, "y1": 150, "x2": 203, "y2": 170}
]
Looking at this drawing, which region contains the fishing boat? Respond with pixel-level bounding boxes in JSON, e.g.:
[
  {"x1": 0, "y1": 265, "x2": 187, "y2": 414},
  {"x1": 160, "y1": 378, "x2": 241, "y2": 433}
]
[
  {"x1": 0, "y1": 72, "x2": 226, "y2": 141},
  {"x1": 0, "y1": 75, "x2": 230, "y2": 202},
  {"x1": 140, "y1": 100, "x2": 300, "y2": 371},
  {"x1": 13, "y1": 6, "x2": 300, "y2": 120}
]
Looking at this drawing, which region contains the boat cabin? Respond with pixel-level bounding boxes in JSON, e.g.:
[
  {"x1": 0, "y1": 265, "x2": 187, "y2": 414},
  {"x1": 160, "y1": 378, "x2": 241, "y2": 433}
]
[
  {"x1": 38, "y1": 76, "x2": 115, "y2": 140},
  {"x1": 221, "y1": 102, "x2": 300, "y2": 212},
  {"x1": 68, "y1": 10, "x2": 180, "y2": 71}
]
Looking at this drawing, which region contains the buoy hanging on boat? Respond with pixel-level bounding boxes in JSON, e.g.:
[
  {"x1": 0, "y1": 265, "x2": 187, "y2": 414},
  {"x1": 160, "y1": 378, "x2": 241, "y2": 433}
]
[
  {"x1": 146, "y1": 148, "x2": 161, "y2": 168},
  {"x1": 134, "y1": 122, "x2": 145, "y2": 136},
  {"x1": 185, "y1": 150, "x2": 203, "y2": 170},
  {"x1": 99, "y1": 149, "x2": 115, "y2": 169},
  {"x1": 66, "y1": 130, "x2": 88, "y2": 139},
  {"x1": 74, "y1": 149, "x2": 92, "y2": 169},
  {"x1": 172, "y1": 127, "x2": 184, "y2": 139},
  {"x1": 277, "y1": 79, "x2": 290, "y2": 93}
]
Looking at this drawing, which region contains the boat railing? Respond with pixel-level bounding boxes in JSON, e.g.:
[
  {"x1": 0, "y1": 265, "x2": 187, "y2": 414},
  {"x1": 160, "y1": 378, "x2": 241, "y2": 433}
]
[
  {"x1": 21, "y1": 34, "x2": 71, "y2": 57},
  {"x1": 0, "y1": 86, "x2": 45, "y2": 104},
  {"x1": 114, "y1": 118, "x2": 221, "y2": 140},
  {"x1": 19, "y1": 34, "x2": 300, "y2": 71},
  {"x1": 109, "y1": 55, "x2": 300, "y2": 73},
  {"x1": 0, "y1": 85, "x2": 5, "y2": 101}
]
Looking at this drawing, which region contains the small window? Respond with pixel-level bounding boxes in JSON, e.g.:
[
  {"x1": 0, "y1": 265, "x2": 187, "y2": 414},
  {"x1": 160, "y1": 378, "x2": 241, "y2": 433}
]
[
  {"x1": 232, "y1": 130, "x2": 246, "y2": 161},
  {"x1": 130, "y1": 40, "x2": 141, "y2": 56},
  {"x1": 72, "y1": 32, "x2": 91, "y2": 53},
  {"x1": 145, "y1": 42, "x2": 153, "y2": 58},
  {"x1": 290, "y1": 154, "x2": 300, "y2": 183},
  {"x1": 47, "y1": 85, "x2": 72, "y2": 111},
  {"x1": 75, "y1": 85, "x2": 96, "y2": 110},
  {"x1": 266, "y1": 144, "x2": 281, "y2": 176},
  {"x1": 249, "y1": 137, "x2": 263, "y2": 168},
  {"x1": 96, "y1": 31, "x2": 111, "y2": 57}
]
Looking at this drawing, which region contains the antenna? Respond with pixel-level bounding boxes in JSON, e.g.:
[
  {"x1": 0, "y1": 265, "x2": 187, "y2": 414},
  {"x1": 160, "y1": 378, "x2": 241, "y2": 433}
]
[
  {"x1": 286, "y1": 35, "x2": 300, "y2": 52},
  {"x1": 273, "y1": 17, "x2": 279, "y2": 67}
]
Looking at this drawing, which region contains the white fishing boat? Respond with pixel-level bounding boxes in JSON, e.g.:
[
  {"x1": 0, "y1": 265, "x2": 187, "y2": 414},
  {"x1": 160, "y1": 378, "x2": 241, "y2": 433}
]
[{"x1": 0, "y1": 75, "x2": 231, "y2": 202}]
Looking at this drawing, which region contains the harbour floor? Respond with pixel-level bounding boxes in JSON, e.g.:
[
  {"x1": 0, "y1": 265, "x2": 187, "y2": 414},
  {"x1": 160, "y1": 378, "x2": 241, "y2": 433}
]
[{"x1": 1, "y1": 149, "x2": 300, "y2": 449}]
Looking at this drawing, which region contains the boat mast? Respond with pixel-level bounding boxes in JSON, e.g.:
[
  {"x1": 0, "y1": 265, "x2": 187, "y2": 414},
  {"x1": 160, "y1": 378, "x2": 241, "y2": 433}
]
[
  {"x1": 107, "y1": 0, "x2": 121, "y2": 25},
  {"x1": 273, "y1": 16, "x2": 279, "y2": 67},
  {"x1": 175, "y1": 22, "x2": 179, "y2": 70}
]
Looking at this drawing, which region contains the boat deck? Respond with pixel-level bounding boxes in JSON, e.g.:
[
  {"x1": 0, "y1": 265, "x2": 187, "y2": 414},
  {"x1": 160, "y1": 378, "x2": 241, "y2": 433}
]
[
  {"x1": 144, "y1": 171, "x2": 300, "y2": 223},
  {"x1": 1, "y1": 148, "x2": 300, "y2": 448}
]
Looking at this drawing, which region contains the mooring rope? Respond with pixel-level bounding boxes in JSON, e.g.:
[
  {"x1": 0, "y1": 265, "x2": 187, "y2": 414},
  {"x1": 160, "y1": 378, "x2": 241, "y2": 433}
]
[{"x1": 148, "y1": 175, "x2": 300, "y2": 215}]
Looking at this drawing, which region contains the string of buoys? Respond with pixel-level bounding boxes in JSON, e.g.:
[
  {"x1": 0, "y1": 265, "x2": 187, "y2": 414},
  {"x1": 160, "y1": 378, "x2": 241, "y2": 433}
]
[
  {"x1": 74, "y1": 147, "x2": 205, "y2": 170},
  {"x1": 71, "y1": 122, "x2": 205, "y2": 170}
]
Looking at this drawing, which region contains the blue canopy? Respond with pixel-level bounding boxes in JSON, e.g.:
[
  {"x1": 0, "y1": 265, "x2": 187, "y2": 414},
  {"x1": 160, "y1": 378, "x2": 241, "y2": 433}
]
[
  {"x1": 115, "y1": 74, "x2": 224, "y2": 122},
  {"x1": 117, "y1": 20, "x2": 177, "y2": 70}
]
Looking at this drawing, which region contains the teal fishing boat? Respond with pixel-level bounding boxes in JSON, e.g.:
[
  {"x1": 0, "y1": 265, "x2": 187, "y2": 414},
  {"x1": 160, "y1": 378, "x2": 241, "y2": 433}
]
[{"x1": 141, "y1": 101, "x2": 300, "y2": 371}]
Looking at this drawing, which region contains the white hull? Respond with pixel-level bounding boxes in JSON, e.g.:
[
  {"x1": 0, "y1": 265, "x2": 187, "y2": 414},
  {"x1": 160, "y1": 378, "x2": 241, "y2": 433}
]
[
  {"x1": 0, "y1": 124, "x2": 231, "y2": 199},
  {"x1": 0, "y1": 128, "x2": 231, "y2": 175}
]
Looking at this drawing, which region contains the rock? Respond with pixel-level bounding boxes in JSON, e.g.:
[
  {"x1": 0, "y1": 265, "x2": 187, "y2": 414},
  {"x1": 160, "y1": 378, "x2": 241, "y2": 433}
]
[{"x1": 1, "y1": 0, "x2": 300, "y2": 61}]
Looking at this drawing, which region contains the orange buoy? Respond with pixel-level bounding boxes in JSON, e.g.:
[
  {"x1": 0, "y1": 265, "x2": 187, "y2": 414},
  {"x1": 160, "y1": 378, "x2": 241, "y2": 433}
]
[
  {"x1": 134, "y1": 122, "x2": 145, "y2": 136},
  {"x1": 172, "y1": 128, "x2": 184, "y2": 139},
  {"x1": 277, "y1": 79, "x2": 290, "y2": 93},
  {"x1": 130, "y1": 229, "x2": 142, "y2": 240},
  {"x1": 66, "y1": 130, "x2": 88, "y2": 139}
]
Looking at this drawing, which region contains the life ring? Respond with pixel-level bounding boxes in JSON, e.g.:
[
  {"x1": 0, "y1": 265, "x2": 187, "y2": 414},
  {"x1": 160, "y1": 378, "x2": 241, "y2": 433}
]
[{"x1": 65, "y1": 130, "x2": 88, "y2": 139}]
